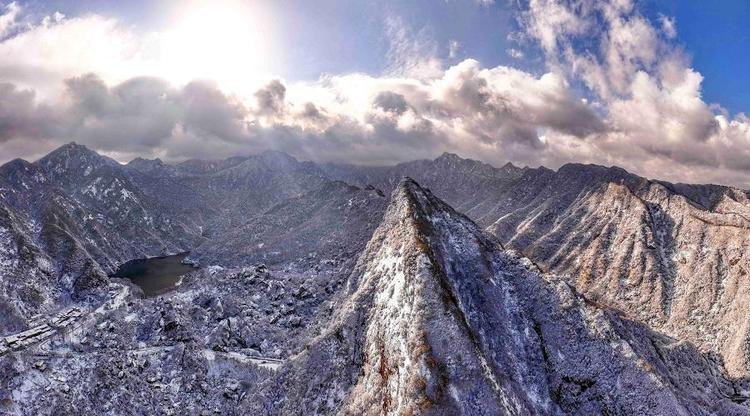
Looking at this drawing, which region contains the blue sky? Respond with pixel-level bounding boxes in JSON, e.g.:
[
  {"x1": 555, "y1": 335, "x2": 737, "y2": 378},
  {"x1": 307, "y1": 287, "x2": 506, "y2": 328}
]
[
  {"x1": 644, "y1": 0, "x2": 750, "y2": 115},
  {"x1": 2, "y1": 0, "x2": 750, "y2": 187}
]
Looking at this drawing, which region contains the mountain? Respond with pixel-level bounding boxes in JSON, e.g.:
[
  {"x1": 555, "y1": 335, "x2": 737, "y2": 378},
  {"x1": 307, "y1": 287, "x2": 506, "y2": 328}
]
[
  {"x1": 323, "y1": 152, "x2": 528, "y2": 217},
  {"x1": 5, "y1": 144, "x2": 750, "y2": 371},
  {"x1": 132, "y1": 150, "x2": 333, "y2": 232},
  {"x1": 253, "y1": 178, "x2": 748, "y2": 415},
  {"x1": 190, "y1": 151, "x2": 331, "y2": 231},
  {"x1": 458, "y1": 163, "x2": 750, "y2": 378},
  {"x1": 189, "y1": 180, "x2": 387, "y2": 268},
  {"x1": 0, "y1": 145, "x2": 379, "y2": 334},
  {"x1": 33, "y1": 143, "x2": 204, "y2": 265},
  {"x1": 0, "y1": 157, "x2": 109, "y2": 330},
  {"x1": 326, "y1": 152, "x2": 750, "y2": 378},
  {"x1": 37, "y1": 142, "x2": 120, "y2": 187},
  {"x1": 5, "y1": 177, "x2": 747, "y2": 415}
]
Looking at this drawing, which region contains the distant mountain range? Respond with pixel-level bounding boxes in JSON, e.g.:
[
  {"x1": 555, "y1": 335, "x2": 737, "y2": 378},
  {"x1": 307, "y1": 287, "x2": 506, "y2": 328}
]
[{"x1": 2, "y1": 142, "x2": 750, "y2": 414}]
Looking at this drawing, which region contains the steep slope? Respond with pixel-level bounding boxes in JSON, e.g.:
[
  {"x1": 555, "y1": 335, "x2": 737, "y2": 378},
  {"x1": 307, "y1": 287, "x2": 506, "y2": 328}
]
[
  {"x1": 37, "y1": 143, "x2": 204, "y2": 263},
  {"x1": 474, "y1": 164, "x2": 750, "y2": 377},
  {"x1": 254, "y1": 178, "x2": 747, "y2": 415},
  {"x1": 329, "y1": 152, "x2": 750, "y2": 378},
  {"x1": 0, "y1": 159, "x2": 108, "y2": 332},
  {"x1": 189, "y1": 181, "x2": 387, "y2": 269}
]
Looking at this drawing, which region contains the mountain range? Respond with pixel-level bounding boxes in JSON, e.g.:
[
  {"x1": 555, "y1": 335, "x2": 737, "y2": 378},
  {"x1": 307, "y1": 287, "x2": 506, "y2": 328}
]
[{"x1": 2, "y1": 143, "x2": 750, "y2": 414}]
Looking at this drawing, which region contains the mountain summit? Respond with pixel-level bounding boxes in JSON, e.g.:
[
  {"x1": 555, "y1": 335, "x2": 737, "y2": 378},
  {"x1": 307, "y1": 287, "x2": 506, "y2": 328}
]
[{"x1": 258, "y1": 178, "x2": 745, "y2": 415}]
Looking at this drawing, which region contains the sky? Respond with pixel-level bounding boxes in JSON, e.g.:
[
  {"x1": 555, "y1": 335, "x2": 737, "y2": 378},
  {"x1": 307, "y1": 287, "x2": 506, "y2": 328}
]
[{"x1": 1, "y1": 0, "x2": 750, "y2": 187}]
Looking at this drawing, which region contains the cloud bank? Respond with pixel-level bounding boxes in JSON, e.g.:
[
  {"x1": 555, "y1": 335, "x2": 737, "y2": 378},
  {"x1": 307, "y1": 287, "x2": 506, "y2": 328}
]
[{"x1": 1, "y1": 0, "x2": 750, "y2": 188}]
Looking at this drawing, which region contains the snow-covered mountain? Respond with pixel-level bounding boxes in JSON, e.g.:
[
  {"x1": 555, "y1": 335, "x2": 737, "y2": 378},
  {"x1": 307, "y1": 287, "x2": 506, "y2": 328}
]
[
  {"x1": 327, "y1": 152, "x2": 750, "y2": 379},
  {"x1": 254, "y1": 178, "x2": 747, "y2": 415},
  {"x1": 189, "y1": 180, "x2": 388, "y2": 268},
  {"x1": 5, "y1": 177, "x2": 747, "y2": 415},
  {"x1": 3, "y1": 143, "x2": 750, "y2": 414}
]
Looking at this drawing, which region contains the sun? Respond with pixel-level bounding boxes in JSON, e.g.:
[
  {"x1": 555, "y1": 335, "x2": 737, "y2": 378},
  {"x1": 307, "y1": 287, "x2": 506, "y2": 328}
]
[{"x1": 159, "y1": 0, "x2": 274, "y2": 93}]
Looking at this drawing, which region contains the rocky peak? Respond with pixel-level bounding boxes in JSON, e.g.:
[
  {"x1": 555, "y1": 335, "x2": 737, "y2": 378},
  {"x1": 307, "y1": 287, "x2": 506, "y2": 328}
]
[
  {"x1": 500, "y1": 161, "x2": 517, "y2": 170},
  {"x1": 0, "y1": 158, "x2": 36, "y2": 177},
  {"x1": 435, "y1": 151, "x2": 461, "y2": 161},
  {"x1": 0, "y1": 158, "x2": 50, "y2": 193},
  {"x1": 37, "y1": 142, "x2": 118, "y2": 180},
  {"x1": 126, "y1": 157, "x2": 173, "y2": 175},
  {"x1": 432, "y1": 153, "x2": 524, "y2": 181},
  {"x1": 273, "y1": 177, "x2": 746, "y2": 415},
  {"x1": 127, "y1": 157, "x2": 164, "y2": 167},
  {"x1": 211, "y1": 151, "x2": 307, "y2": 178}
]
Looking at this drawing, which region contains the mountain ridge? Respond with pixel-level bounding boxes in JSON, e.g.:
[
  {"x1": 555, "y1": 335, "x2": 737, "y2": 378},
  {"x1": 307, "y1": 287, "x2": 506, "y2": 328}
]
[
  {"x1": 256, "y1": 177, "x2": 749, "y2": 415},
  {"x1": 4, "y1": 142, "x2": 750, "y2": 413}
]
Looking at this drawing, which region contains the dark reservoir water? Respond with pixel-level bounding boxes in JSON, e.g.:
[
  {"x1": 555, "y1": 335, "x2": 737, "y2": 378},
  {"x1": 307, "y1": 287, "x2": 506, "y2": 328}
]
[{"x1": 113, "y1": 253, "x2": 197, "y2": 297}]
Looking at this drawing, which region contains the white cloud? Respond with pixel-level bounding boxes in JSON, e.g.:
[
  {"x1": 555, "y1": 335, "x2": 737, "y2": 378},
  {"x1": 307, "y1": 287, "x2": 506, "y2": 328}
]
[
  {"x1": 506, "y1": 48, "x2": 524, "y2": 59},
  {"x1": 0, "y1": 57, "x2": 606, "y2": 169},
  {"x1": 448, "y1": 40, "x2": 460, "y2": 59},
  {"x1": 659, "y1": 14, "x2": 677, "y2": 39},
  {"x1": 0, "y1": 2, "x2": 20, "y2": 39},
  {"x1": 520, "y1": 0, "x2": 750, "y2": 187},
  {"x1": 0, "y1": 13, "x2": 153, "y2": 99},
  {"x1": 0, "y1": 1, "x2": 275, "y2": 101},
  {"x1": 383, "y1": 16, "x2": 443, "y2": 80}
]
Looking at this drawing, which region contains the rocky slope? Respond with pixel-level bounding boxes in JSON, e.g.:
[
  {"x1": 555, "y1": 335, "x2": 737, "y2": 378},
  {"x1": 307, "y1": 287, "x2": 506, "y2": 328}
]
[
  {"x1": 327, "y1": 153, "x2": 750, "y2": 379},
  {"x1": 6, "y1": 178, "x2": 747, "y2": 415},
  {"x1": 189, "y1": 180, "x2": 387, "y2": 268},
  {"x1": 0, "y1": 144, "x2": 382, "y2": 334},
  {"x1": 0, "y1": 263, "x2": 350, "y2": 415},
  {"x1": 251, "y1": 178, "x2": 749, "y2": 415},
  {"x1": 467, "y1": 165, "x2": 750, "y2": 378},
  {"x1": 4, "y1": 143, "x2": 750, "y2": 414},
  {"x1": 0, "y1": 157, "x2": 108, "y2": 331}
]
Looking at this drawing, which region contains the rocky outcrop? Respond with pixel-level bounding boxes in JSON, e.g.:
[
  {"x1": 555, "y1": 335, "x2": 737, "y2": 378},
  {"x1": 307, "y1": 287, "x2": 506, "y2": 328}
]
[
  {"x1": 327, "y1": 152, "x2": 750, "y2": 379},
  {"x1": 257, "y1": 178, "x2": 748, "y2": 415},
  {"x1": 472, "y1": 165, "x2": 750, "y2": 378}
]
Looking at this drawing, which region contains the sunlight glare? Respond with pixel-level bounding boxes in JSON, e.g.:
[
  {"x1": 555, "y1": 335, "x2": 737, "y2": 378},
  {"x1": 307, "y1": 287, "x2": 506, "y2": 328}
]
[{"x1": 160, "y1": 0, "x2": 273, "y2": 93}]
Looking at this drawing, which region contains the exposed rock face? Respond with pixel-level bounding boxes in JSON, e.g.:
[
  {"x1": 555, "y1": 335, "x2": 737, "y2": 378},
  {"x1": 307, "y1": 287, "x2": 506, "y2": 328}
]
[
  {"x1": 190, "y1": 180, "x2": 387, "y2": 268},
  {"x1": 255, "y1": 179, "x2": 748, "y2": 415},
  {"x1": 462, "y1": 165, "x2": 750, "y2": 378},
  {"x1": 327, "y1": 153, "x2": 750, "y2": 379}
]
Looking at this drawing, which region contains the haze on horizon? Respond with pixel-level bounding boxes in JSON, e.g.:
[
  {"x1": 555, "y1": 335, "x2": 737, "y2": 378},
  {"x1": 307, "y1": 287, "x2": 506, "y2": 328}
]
[{"x1": 1, "y1": 0, "x2": 750, "y2": 187}]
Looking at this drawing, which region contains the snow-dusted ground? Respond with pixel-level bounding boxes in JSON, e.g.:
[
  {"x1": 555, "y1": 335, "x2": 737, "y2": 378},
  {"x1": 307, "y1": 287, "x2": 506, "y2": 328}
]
[{"x1": 0, "y1": 260, "x2": 354, "y2": 414}]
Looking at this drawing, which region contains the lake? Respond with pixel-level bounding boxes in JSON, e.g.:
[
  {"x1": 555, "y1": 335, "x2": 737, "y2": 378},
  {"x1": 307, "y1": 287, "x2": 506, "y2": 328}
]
[{"x1": 113, "y1": 253, "x2": 197, "y2": 297}]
